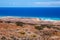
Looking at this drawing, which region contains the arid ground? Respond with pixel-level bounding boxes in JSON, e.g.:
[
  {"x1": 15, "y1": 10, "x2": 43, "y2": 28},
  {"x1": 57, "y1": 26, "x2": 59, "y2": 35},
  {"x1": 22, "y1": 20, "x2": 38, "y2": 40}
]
[{"x1": 0, "y1": 17, "x2": 60, "y2": 40}]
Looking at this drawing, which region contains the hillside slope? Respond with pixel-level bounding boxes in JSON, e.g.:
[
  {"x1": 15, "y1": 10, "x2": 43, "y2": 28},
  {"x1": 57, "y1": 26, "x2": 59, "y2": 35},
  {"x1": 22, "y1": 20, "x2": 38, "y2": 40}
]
[{"x1": 0, "y1": 17, "x2": 60, "y2": 40}]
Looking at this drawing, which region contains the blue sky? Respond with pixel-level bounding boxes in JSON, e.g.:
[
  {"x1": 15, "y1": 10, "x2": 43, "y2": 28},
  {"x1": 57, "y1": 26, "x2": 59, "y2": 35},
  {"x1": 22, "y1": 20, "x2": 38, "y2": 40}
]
[{"x1": 0, "y1": 0, "x2": 60, "y2": 7}]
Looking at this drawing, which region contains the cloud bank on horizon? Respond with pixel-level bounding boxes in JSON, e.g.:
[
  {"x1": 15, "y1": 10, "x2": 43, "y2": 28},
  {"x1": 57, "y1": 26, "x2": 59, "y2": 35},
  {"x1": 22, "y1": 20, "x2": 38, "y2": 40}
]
[{"x1": 0, "y1": 0, "x2": 60, "y2": 7}]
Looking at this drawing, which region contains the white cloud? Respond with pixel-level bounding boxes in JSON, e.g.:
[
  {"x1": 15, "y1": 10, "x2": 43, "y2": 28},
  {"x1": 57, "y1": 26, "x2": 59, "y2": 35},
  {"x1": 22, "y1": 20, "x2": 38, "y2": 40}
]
[
  {"x1": 34, "y1": 1, "x2": 60, "y2": 6},
  {"x1": 0, "y1": 1, "x2": 60, "y2": 7}
]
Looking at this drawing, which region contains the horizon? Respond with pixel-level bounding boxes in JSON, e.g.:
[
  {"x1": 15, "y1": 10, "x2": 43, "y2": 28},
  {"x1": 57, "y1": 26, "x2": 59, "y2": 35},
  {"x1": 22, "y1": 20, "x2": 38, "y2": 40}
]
[{"x1": 0, "y1": 0, "x2": 60, "y2": 19}]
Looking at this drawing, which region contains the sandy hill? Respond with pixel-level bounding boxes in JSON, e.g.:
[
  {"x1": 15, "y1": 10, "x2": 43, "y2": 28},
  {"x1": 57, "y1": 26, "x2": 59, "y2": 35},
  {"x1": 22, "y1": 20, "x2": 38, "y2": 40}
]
[{"x1": 0, "y1": 17, "x2": 60, "y2": 40}]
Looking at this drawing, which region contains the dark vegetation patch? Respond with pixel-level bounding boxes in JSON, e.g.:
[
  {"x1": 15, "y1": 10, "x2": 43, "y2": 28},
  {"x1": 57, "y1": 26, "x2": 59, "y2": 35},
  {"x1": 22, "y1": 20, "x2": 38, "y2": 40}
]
[
  {"x1": 19, "y1": 31, "x2": 26, "y2": 35},
  {"x1": 35, "y1": 25, "x2": 44, "y2": 30},
  {"x1": 1, "y1": 36, "x2": 7, "y2": 40},
  {"x1": 34, "y1": 24, "x2": 55, "y2": 30},
  {"x1": 35, "y1": 24, "x2": 60, "y2": 30},
  {"x1": 52, "y1": 27, "x2": 60, "y2": 30},
  {"x1": 0, "y1": 21, "x2": 3, "y2": 23},
  {"x1": 10, "y1": 36, "x2": 18, "y2": 40},
  {"x1": 5, "y1": 21, "x2": 12, "y2": 23},
  {"x1": 15, "y1": 22, "x2": 25, "y2": 27}
]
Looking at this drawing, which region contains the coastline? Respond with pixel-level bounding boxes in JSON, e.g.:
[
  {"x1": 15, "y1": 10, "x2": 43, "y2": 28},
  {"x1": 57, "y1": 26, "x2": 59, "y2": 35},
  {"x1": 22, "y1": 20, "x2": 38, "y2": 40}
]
[{"x1": 0, "y1": 16, "x2": 60, "y2": 21}]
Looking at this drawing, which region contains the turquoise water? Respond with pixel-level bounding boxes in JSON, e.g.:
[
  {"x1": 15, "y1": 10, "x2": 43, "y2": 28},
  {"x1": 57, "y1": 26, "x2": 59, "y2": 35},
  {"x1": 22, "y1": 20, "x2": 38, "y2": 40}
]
[{"x1": 39, "y1": 17, "x2": 60, "y2": 21}]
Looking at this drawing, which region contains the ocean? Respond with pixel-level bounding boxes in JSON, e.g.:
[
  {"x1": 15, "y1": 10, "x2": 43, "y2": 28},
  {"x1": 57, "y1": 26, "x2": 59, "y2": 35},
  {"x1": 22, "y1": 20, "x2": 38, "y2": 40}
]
[{"x1": 0, "y1": 7, "x2": 60, "y2": 20}]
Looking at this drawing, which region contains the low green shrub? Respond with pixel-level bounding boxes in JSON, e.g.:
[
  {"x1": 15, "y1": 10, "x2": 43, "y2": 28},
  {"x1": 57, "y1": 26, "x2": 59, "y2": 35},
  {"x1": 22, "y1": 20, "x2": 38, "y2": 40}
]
[{"x1": 15, "y1": 22, "x2": 24, "y2": 26}]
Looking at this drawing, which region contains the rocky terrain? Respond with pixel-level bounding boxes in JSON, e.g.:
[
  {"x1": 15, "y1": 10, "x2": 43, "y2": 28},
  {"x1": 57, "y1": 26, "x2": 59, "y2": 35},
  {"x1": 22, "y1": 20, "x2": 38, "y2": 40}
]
[{"x1": 0, "y1": 16, "x2": 60, "y2": 40}]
